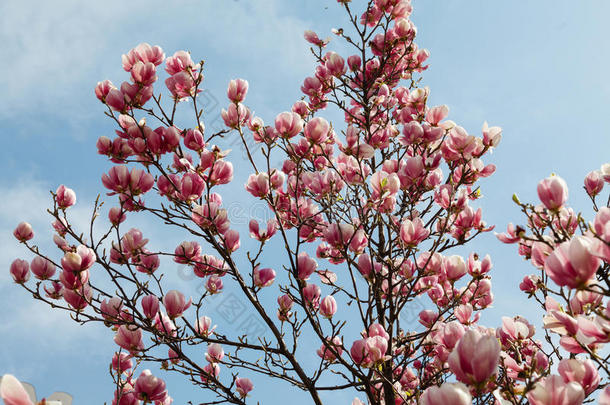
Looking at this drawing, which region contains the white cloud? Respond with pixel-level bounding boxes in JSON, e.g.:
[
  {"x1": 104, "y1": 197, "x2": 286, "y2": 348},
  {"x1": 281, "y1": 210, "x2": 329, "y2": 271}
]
[
  {"x1": 0, "y1": 0, "x2": 314, "y2": 139},
  {"x1": 0, "y1": 180, "x2": 115, "y2": 393},
  {"x1": 0, "y1": 179, "x2": 105, "y2": 339}
]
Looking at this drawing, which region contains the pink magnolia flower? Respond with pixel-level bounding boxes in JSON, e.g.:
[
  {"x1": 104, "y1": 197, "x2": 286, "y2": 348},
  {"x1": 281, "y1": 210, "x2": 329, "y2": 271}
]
[
  {"x1": 319, "y1": 295, "x2": 337, "y2": 318},
  {"x1": 112, "y1": 352, "x2": 133, "y2": 374},
  {"x1": 201, "y1": 363, "x2": 220, "y2": 383},
  {"x1": 357, "y1": 253, "x2": 379, "y2": 280},
  {"x1": 130, "y1": 170, "x2": 155, "y2": 198},
  {"x1": 277, "y1": 294, "x2": 294, "y2": 321},
  {"x1": 249, "y1": 219, "x2": 277, "y2": 242},
  {"x1": 399, "y1": 217, "x2": 429, "y2": 247},
  {"x1": 442, "y1": 255, "x2": 467, "y2": 281},
  {"x1": 498, "y1": 316, "x2": 534, "y2": 341},
  {"x1": 141, "y1": 295, "x2": 159, "y2": 319},
  {"x1": 120, "y1": 81, "x2": 153, "y2": 107},
  {"x1": 174, "y1": 241, "x2": 202, "y2": 264},
  {"x1": 398, "y1": 156, "x2": 425, "y2": 187},
  {"x1": 277, "y1": 294, "x2": 293, "y2": 312},
  {"x1": 324, "y1": 52, "x2": 346, "y2": 76},
  {"x1": 270, "y1": 170, "x2": 285, "y2": 189},
  {"x1": 425, "y1": 105, "x2": 449, "y2": 126},
  {"x1": 221, "y1": 103, "x2": 250, "y2": 129},
  {"x1": 134, "y1": 370, "x2": 168, "y2": 402},
  {"x1": 130, "y1": 61, "x2": 157, "y2": 86},
  {"x1": 0, "y1": 374, "x2": 34, "y2": 405},
  {"x1": 206, "y1": 275, "x2": 224, "y2": 294},
  {"x1": 531, "y1": 240, "x2": 554, "y2": 269},
  {"x1": 520, "y1": 274, "x2": 541, "y2": 293},
  {"x1": 55, "y1": 184, "x2": 76, "y2": 208},
  {"x1": 349, "y1": 339, "x2": 367, "y2": 365},
  {"x1": 418, "y1": 310, "x2": 439, "y2": 328},
  {"x1": 569, "y1": 289, "x2": 603, "y2": 314},
  {"x1": 163, "y1": 290, "x2": 192, "y2": 319},
  {"x1": 63, "y1": 284, "x2": 92, "y2": 310},
  {"x1": 135, "y1": 251, "x2": 159, "y2": 274},
  {"x1": 455, "y1": 304, "x2": 478, "y2": 325},
  {"x1": 100, "y1": 296, "x2": 123, "y2": 321},
  {"x1": 155, "y1": 313, "x2": 177, "y2": 336},
  {"x1": 179, "y1": 172, "x2": 205, "y2": 202},
  {"x1": 192, "y1": 202, "x2": 230, "y2": 233},
  {"x1": 467, "y1": 252, "x2": 492, "y2": 276},
  {"x1": 371, "y1": 171, "x2": 400, "y2": 200},
  {"x1": 114, "y1": 325, "x2": 144, "y2": 353},
  {"x1": 206, "y1": 343, "x2": 225, "y2": 363},
  {"x1": 365, "y1": 336, "x2": 389, "y2": 365},
  {"x1": 297, "y1": 252, "x2": 318, "y2": 280},
  {"x1": 349, "y1": 229, "x2": 367, "y2": 254},
  {"x1": 245, "y1": 173, "x2": 270, "y2": 197},
  {"x1": 113, "y1": 388, "x2": 138, "y2": 405},
  {"x1": 601, "y1": 163, "x2": 610, "y2": 182},
  {"x1": 108, "y1": 207, "x2": 126, "y2": 225},
  {"x1": 324, "y1": 224, "x2": 355, "y2": 248},
  {"x1": 44, "y1": 281, "x2": 63, "y2": 300},
  {"x1": 600, "y1": 386, "x2": 610, "y2": 405},
  {"x1": 543, "y1": 310, "x2": 578, "y2": 336},
  {"x1": 347, "y1": 55, "x2": 361, "y2": 71},
  {"x1": 123, "y1": 43, "x2": 164, "y2": 71},
  {"x1": 576, "y1": 315, "x2": 608, "y2": 345},
  {"x1": 194, "y1": 316, "x2": 216, "y2": 337},
  {"x1": 526, "y1": 375, "x2": 584, "y2": 405},
  {"x1": 235, "y1": 377, "x2": 254, "y2": 398},
  {"x1": 442, "y1": 125, "x2": 477, "y2": 161},
  {"x1": 544, "y1": 236, "x2": 601, "y2": 288},
  {"x1": 165, "y1": 71, "x2": 198, "y2": 99},
  {"x1": 303, "y1": 30, "x2": 328, "y2": 47},
  {"x1": 9, "y1": 259, "x2": 30, "y2": 284},
  {"x1": 584, "y1": 170, "x2": 604, "y2": 196},
  {"x1": 95, "y1": 79, "x2": 114, "y2": 102},
  {"x1": 291, "y1": 100, "x2": 309, "y2": 117},
  {"x1": 30, "y1": 257, "x2": 55, "y2": 280},
  {"x1": 167, "y1": 348, "x2": 180, "y2": 365},
  {"x1": 448, "y1": 328, "x2": 500, "y2": 385},
  {"x1": 317, "y1": 336, "x2": 343, "y2": 362},
  {"x1": 495, "y1": 223, "x2": 522, "y2": 244},
  {"x1": 223, "y1": 230, "x2": 240, "y2": 252},
  {"x1": 209, "y1": 160, "x2": 234, "y2": 185},
  {"x1": 61, "y1": 245, "x2": 96, "y2": 272},
  {"x1": 164, "y1": 50, "x2": 196, "y2": 75},
  {"x1": 227, "y1": 79, "x2": 249, "y2": 103},
  {"x1": 593, "y1": 207, "x2": 610, "y2": 242},
  {"x1": 557, "y1": 358, "x2": 599, "y2": 395},
  {"x1": 368, "y1": 323, "x2": 390, "y2": 340},
  {"x1": 304, "y1": 117, "x2": 330, "y2": 144},
  {"x1": 194, "y1": 254, "x2": 226, "y2": 278},
  {"x1": 184, "y1": 128, "x2": 205, "y2": 152},
  {"x1": 253, "y1": 267, "x2": 276, "y2": 288},
  {"x1": 482, "y1": 121, "x2": 502, "y2": 148},
  {"x1": 302, "y1": 283, "x2": 321, "y2": 309},
  {"x1": 13, "y1": 222, "x2": 34, "y2": 242},
  {"x1": 102, "y1": 165, "x2": 154, "y2": 196},
  {"x1": 437, "y1": 321, "x2": 466, "y2": 357},
  {"x1": 419, "y1": 382, "x2": 472, "y2": 405},
  {"x1": 106, "y1": 88, "x2": 126, "y2": 112},
  {"x1": 537, "y1": 175, "x2": 569, "y2": 210}
]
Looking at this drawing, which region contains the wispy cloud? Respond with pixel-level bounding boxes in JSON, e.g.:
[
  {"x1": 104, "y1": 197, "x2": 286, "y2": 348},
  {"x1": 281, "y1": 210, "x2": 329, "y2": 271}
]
[
  {"x1": 0, "y1": 0, "x2": 315, "y2": 139},
  {"x1": 0, "y1": 179, "x2": 114, "y2": 393}
]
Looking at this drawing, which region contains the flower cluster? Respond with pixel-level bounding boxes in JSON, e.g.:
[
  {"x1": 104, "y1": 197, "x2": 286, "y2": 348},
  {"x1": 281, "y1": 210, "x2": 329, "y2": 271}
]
[{"x1": 7, "y1": 0, "x2": 609, "y2": 404}]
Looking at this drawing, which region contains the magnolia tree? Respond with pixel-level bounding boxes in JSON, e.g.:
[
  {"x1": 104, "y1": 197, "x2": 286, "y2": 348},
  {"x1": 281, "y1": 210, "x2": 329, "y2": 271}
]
[{"x1": 5, "y1": 0, "x2": 610, "y2": 404}]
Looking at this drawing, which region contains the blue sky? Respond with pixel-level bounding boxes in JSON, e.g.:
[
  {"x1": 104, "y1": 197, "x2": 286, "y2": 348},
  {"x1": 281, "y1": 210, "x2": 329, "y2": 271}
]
[{"x1": 1, "y1": 0, "x2": 609, "y2": 403}]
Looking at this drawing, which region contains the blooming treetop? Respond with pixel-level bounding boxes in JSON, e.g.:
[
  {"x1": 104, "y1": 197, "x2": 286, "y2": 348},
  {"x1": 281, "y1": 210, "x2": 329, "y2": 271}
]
[{"x1": 5, "y1": 0, "x2": 610, "y2": 404}]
